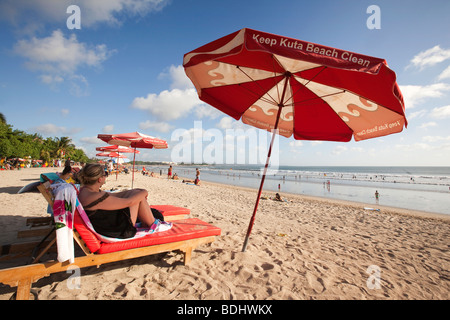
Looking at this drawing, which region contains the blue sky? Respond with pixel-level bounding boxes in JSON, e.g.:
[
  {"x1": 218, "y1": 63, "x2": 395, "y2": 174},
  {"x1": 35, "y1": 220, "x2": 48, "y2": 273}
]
[{"x1": 1, "y1": 0, "x2": 450, "y2": 166}]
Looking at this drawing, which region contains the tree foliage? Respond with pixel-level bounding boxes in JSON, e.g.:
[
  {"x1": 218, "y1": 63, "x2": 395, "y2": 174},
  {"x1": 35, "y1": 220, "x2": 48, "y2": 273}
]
[{"x1": 0, "y1": 113, "x2": 89, "y2": 163}]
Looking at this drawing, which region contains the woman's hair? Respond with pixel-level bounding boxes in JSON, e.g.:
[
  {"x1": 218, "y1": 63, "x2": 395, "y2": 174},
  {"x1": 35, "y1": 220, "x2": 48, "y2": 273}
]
[{"x1": 77, "y1": 163, "x2": 104, "y2": 185}]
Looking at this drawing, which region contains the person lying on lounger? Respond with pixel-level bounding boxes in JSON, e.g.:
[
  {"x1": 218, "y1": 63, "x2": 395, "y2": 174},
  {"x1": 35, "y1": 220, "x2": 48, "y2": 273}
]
[{"x1": 77, "y1": 163, "x2": 157, "y2": 239}]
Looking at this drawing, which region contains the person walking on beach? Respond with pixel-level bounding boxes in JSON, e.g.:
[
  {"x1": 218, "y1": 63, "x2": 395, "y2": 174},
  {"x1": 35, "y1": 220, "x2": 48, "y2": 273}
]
[
  {"x1": 195, "y1": 168, "x2": 200, "y2": 185},
  {"x1": 168, "y1": 165, "x2": 172, "y2": 178},
  {"x1": 375, "y1": 190, "x2": 379, "y2": 200}
]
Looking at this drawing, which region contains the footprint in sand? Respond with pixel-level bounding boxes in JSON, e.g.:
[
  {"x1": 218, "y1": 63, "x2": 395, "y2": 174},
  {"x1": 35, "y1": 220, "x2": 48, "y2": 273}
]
[
  {"x1": 306, "y1": 272, "x2": 325, "y2": 293},
  {"x1": 261, "y1": 263, "x2": 274, "y2": 271}
]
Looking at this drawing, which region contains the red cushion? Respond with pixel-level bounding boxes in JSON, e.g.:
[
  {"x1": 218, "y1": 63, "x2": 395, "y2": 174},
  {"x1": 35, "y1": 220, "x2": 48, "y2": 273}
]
[
  {"x1": 74, "y1": 211, "x2": 102, "y2": 253},
  {"x1": 74, "y1": 208, "x2": 220, "y2": 255},
  {"x1": 151, "y1": 205, "x2": 190, "y2": 216},
  {"x1": 74, "y1": 205, "x2": 191, "y2": 253},
  {"x1": 97, "y1": 218, "x2": 221, "y2": 254}
]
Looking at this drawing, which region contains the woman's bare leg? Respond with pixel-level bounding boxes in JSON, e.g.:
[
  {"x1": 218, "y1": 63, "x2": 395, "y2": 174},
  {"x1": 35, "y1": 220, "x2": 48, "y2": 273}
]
[
  {"x1": 112, "y1": 189, "x2": 154, "y2": 226},
  {"x1": 128, "y1": 200, "x2": 155, "y2": 227},
  {"x1": 137, "y1": 199, "x2": 155, "y2": 227},
  {"x1": 129, "y1": 202, "x2": 139, "y2": 225}
]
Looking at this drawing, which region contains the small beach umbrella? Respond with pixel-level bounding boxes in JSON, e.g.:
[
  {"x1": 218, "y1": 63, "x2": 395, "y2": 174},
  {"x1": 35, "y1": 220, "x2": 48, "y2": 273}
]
[
  {"x1": 96, "y1": 145, "x2": 140, "y2": 179},
  {"x1": 96, "y1": 152, "x2": 128, "y2": 158},
  {"x1": 96, "y1": 152, "x2": 128, "y2": 176},
  {"x1": 183, "y1": 28, "x2": 407, "y2": 251},
  {"x1": 97, "y1": 132, "x2": 168, "y2": 188},
  {"x1": 96, "y1": 145, "x2": 141, "y2": 154}
]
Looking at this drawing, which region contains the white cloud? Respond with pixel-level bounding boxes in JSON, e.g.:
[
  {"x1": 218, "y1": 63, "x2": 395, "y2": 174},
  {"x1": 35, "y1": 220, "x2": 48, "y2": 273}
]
[
  {"x1": 159, "y1": 65, "x2": 194, "y2": 90},
  {"x1": 68, "y1": 74, "x2": 89, "y2": 97},
  {"x1": 438, "y1": 65, "x2": 450, "y2": 81},
  {"x1": 407, "y1": 45, "x2": 450, "y2": 70},
  {"x1": 40, "y1": 74, "x2": 64, "y2": 84},
  {"x1": 131, "y1": 64, "x2": 227, "y2": 122},
  {"x1": 31, "y1": 123, "x2": 81, "y2": 136},
  {"x1": 130, "y1": 88, "x2": 202, "y2": 121},
  {"x1": 80, "y1": 136, "x2": 103, "y2": 144},
  {"x1": 395, "y1": 143, "x2": 433, "y2": 151},
  {"x1": 194, "y1": 105, "x2": 223, "y2": 119},
  {"x1": 216, "y1": 117, "x2": 234, "y2": 130},
  {"x1": 289, "y1": 141, "x2": 303, "y2": 147},
  {"x1": 332, "y1": 145, "x2": 348, "y2": 155},
  {"x1": 419, "y1": 122, "x2": 437, "y2": 129},
  {"x1": 14, "y1": 30, "x2": 112, "y2": 74},
  {"x1": 139, "y1": 120, "x2": 174, "y2": 133},
  {"x1": 400, "y1": 83, "x2": 450, "y2": 109},
  {"x1": 407, "y1": 109, "x2": 427, "y2": 120},
  {"x1": 0, "y1": 0, "x2": 170, "y2": 28},
  {"x1": 102, "y1": 125, "x2": 115, "y2": 133},
  {"x1": 430, "y1": 105, "x2": 450, "y2": 119},
  {"x1": 13, "y1": 30, "x2": 114, "y2": 95},
  {"x1": 215, "y1": 116, "x2": 248, "y2": 131},
  {"x1": 422, "y1": 135, "x2": 450, "y2": 143}
]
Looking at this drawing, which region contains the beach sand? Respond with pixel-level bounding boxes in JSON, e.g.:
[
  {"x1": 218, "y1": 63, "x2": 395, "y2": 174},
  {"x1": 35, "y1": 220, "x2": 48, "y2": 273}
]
[{"x1": 0, "y1": 167, "x2": 449, "y2": 300}]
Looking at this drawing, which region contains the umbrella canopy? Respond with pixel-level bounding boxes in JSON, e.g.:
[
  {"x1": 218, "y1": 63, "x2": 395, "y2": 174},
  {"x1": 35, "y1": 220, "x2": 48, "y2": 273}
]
[
  {"x1": 183, "y1": 28, "x2": 407, "y2": 251},
  {"x1": 96, "y1": 152, "x2": 128, "y2": 158},
  {"x1": 98, "y1": 132, "x2": 168, "y2": 149},
  {"x1": 97, "y1": 132, "x2": 168, "y2": 188},
  {"x1": 96, "y1": 145, "x2": 140, "y2": 154}
]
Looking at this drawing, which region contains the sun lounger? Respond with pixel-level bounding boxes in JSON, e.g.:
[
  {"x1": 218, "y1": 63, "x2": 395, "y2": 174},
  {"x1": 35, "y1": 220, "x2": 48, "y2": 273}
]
[
  {"x1": 0, "y1": 182, "x2": 220, "y2": 300},
  {"x1": 17, "y1": 183, "x2": 191, "y2": 239}
]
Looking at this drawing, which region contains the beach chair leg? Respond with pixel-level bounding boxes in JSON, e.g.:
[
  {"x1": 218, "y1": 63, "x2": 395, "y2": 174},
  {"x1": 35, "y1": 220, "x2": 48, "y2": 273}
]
[
  {"x1": 183, "y1": 247, "x2": 193, "y2": 265},
  {"x1": 28, "y1": 227, "x2": 56, "y2": 264},
  {"x1": 31, "y1": 238, "x2": 56, "y2": 264},
  {"x1": 15, "y1": 279, "x2": 32, "y2": 300}
]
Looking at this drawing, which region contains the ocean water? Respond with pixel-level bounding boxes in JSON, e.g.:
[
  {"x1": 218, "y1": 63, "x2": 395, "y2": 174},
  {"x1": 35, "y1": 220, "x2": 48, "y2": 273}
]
[{"x1": 141, "y1": 165, "x2": 450, "y2": 215}]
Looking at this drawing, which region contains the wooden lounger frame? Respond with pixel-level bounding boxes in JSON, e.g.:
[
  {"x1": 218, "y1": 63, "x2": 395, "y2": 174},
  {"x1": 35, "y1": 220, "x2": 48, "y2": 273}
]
[{"x1": 0, "y1": 182, "x2": 219, "y2": 300}]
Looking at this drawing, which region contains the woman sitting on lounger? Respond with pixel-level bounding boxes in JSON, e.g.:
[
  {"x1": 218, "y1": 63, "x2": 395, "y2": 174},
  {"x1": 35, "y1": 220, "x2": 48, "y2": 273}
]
[{"x1": 77, "y1": 163, "x2": 156, "y2": 239}]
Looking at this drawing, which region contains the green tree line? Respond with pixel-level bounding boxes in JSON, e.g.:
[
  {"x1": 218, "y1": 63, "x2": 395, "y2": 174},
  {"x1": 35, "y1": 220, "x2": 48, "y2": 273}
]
[{"x1": 0, "y1": 112, "x2": 90, "y2": 164}]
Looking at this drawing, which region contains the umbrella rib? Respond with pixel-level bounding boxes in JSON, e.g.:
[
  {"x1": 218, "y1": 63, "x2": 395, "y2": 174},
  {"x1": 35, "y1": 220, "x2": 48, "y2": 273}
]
[
  {"x1": 286, "y1": 66, "x2": 328, "y2": 106},
  {"x1": 291, "y1": 90, "x2": 346, "y2": 106},
  {"x1": 236, "y1": 66, "x2": 280, "y2": 106},
  {"x1": 271, "y1": 54, "x2": 283, "y2": 103}
]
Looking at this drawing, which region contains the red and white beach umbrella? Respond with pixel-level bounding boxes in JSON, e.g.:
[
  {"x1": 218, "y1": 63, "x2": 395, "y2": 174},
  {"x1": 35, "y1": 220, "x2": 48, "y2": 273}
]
[
  {"x1": 97, "y1": 132, "x2": 168, "y2": 187},
  {"x1": 183, "y1": 28, "x2": 407, "y2": 251},
  {"x1": 96, "y1": 152, "x2": 128, "y2": 158},
  {"x1": 96, "y1": 145, "x2": 141, "y2": 154},
  {"x1": 98, "y1": 132, "x2": 168, "y2": 149}
]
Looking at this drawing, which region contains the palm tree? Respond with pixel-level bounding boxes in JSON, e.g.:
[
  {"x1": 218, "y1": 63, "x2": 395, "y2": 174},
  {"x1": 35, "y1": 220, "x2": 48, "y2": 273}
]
[{"x1": 54, "y1": 137, "x2": 75, "y2": 159}]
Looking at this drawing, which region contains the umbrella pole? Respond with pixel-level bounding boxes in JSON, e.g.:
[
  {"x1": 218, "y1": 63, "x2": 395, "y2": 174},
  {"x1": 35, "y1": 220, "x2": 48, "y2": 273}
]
[
  {"x1": 242, "y1": 106, "x2": 283, "y2": 252},
  {"x1": 242, "y1": 72, "x2": 290, "y2": 252},
  {"x1": 116, "y1": 153, "x2": 119, "y2": 181},
  {"x1": 132, "y1": 147, "x2": 136, "y2": 189}
]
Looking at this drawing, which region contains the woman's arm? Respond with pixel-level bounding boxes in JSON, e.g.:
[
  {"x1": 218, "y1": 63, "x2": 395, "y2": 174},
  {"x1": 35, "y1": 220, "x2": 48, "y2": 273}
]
[
  {"x1": 89, "y1": 189, "x2": 148, "y2": 211},
  {"x1": 109, "y1": 188, "x2": 146, "y2": 199}
]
